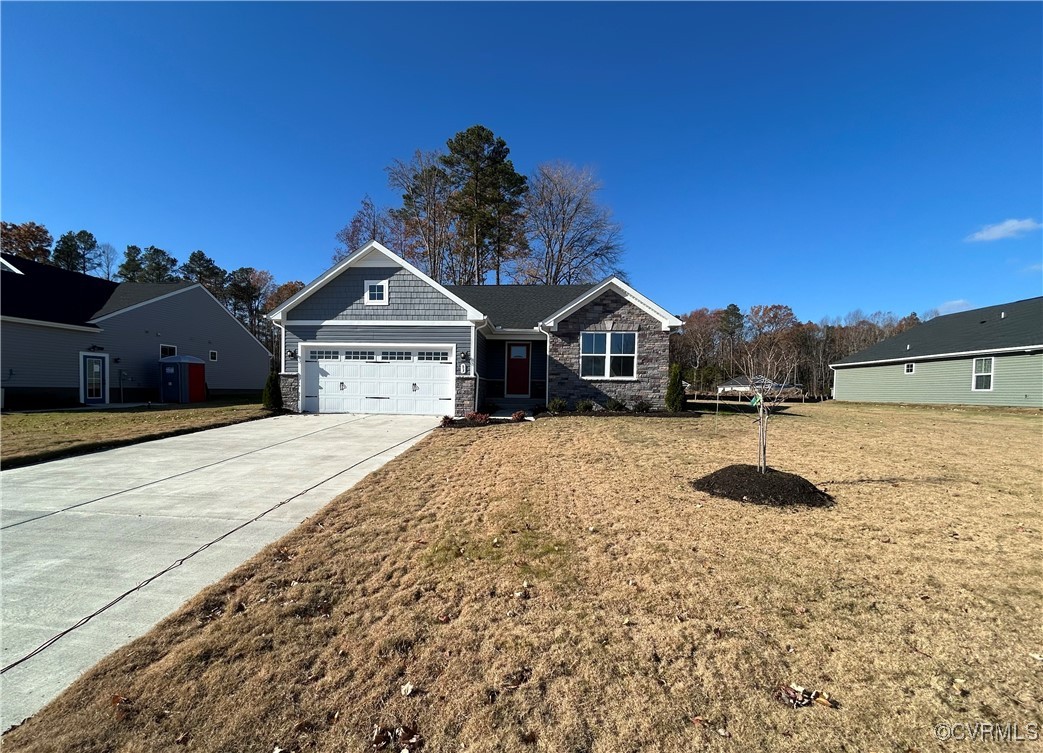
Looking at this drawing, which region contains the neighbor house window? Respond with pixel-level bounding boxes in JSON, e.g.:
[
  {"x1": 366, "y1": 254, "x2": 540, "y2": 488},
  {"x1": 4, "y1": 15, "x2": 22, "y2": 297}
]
[
  {"x1": 210, "y1": 350, "x2": 218, "y2": 362},
  {"x1": 580, "y1": 332, "x2": 636, "y2": 379},
  {"x1": 972, "y1": 357, "x2": 993, "y2": 391},
  {"x1": 160, "y1": 344, "x2": 177, "y2": 358},
  {"x1": 365, "y1": 279, "x2": 388, "y2": 306},
  {"x1": 904, "y1": 363, "x2": 915, "y2": 374}
]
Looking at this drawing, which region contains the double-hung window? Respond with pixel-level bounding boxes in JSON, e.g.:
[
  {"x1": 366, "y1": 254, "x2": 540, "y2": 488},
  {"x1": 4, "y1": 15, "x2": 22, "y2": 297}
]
[
  {"x1": 972, "y1": 357, "x2": 993, "y2": 391},
  {"x1": 580, "y1": 332, "x2": 637, "y2": 379},
  {"x1": 365, "y1": 279, "x2": 388, "y2": 306}
]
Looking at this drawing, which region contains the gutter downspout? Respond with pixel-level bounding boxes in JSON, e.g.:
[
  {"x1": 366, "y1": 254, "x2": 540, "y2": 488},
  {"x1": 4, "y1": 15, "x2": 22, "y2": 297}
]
[{"x1": 538, "y1": 322, "x2": 552, "y2": 406}]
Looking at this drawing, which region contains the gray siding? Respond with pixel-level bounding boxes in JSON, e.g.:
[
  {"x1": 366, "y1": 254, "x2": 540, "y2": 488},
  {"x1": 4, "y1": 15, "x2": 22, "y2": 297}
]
[
  {"x1": 1, "y1": 321, "x2": 94, "y2": 392},
  {"x1": 1, "y1": 286, "x2": 270, "y2": 406},
  {"x1": 833, "y1": 353, "x2": 1043, "y2": 408},
  {"x1": 282, "y1": 324, "x2": 472, "y2": 375},
  {"x1": 287, "y1": 267, "x2": 467, "y2": 321},
  {"x1": 99, "y1": 286, "x2": 271, "y2": 393}
]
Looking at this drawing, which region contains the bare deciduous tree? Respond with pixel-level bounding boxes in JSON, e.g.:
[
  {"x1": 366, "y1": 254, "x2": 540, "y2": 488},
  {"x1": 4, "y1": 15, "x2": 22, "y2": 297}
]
[
  {"x1": 736, "y1": 305, "x2": 799, "y2": 473},
  {"x1": 387, "y1": 150, "x2": 455, "y2": 281},
  {"x1": 333, "y1": 195, "x2": 402, "y2": 263},
  {"x1": 97, "y1": 242, "x2": 118, "y2": 280},
  {"x1": 517, "y1": 161, "x2": 623, "y2": 284}
]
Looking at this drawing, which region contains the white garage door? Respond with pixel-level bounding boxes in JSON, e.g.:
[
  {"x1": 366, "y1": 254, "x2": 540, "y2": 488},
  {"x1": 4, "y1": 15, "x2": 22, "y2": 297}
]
[{"x1": 301, "y1": 347, "x2": 455, "y2": 415}]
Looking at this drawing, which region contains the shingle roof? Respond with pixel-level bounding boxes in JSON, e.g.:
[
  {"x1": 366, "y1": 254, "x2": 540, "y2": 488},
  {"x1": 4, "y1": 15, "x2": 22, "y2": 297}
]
[
  {"x1": 1, "y1": 253, "x2": 195, "y2": 326},
  {"x1": 832, "y1": 296, "x2": 1043, "y2": 366},
  {"x1": 92, "y1": 281, "x2": 195, "y2": 319},
  {"x1": 1, "y1": 253, "x2": 116, "y2": 327},
  {"x1": 446, "y1": 284, "x2": 596, "y2": 329}
]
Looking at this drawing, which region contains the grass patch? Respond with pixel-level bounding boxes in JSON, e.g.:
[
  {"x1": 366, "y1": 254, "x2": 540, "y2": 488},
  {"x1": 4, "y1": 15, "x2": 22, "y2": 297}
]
[
  {"x1": 3, "y1": 403, "x2": 1041, "y2": 752},
  {"x1": 0, "y1": 399, "x2": 272, "y2": 468}
]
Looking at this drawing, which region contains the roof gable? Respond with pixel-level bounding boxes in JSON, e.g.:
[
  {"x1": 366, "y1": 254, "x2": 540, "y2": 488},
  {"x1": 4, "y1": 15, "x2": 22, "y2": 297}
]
[
  {"x1": 541, "y1": 278, "x2": 683, "y2": 332},
  {"x1": 268, "y1": 241, "x2": 483, "y2": 321},
  {"x1": 832, "y1": 297, "x2": 1043, "y2": 367}
]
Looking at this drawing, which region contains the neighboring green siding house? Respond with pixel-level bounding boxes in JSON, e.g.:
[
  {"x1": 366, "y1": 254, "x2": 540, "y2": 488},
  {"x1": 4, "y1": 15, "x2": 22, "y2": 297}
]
[{"x1": 831, "y1": 297, "x2": 1043, "y2": 408}]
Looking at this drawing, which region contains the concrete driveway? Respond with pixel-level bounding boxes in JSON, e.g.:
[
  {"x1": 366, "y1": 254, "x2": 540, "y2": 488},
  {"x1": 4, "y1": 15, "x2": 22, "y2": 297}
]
[{"x1": 0, "y1": 412, "x2": 437, "y2": 731}]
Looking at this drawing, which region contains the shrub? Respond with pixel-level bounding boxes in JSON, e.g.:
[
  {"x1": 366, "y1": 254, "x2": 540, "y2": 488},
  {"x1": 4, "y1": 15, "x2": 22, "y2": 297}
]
[
  {"x1": 665, "y1": 363, "x2": 685, "y2": 412},
  {"x1": 605, "y1": 398, "x2": 627, "y2": 412},
  {"x1": 465, "y1": 412, "x2": 490, "y2": 425},
  {"x1": 262, "y1": 370, "x2": 282, "y2": 411},
  {"x1": 439, "y1": 415, "x2": 456, "y2": 428},
  {"x1": 511, "y1": 410, "x2": 526, "y2": 423},
  {"x1": 576, "y1": 399, "x2": 595, "y2": 413},
  {"x1": 547, "y1": 397, "x2": 567, "y2": 413},
  {"x1": 633, "y1": 400, "x2": 652, "y2": 413}
]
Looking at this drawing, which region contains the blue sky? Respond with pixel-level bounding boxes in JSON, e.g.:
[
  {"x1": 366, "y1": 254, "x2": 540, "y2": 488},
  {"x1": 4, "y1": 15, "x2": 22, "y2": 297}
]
[{"x1": 2, "y1": 2, "x2": 1040, "y2": 323}]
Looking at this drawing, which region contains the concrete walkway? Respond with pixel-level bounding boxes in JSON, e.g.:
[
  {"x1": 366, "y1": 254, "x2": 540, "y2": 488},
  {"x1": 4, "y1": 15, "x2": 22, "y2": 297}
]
[{"x1": 0, "y1": 413, "x2": 437, "y2": 731}]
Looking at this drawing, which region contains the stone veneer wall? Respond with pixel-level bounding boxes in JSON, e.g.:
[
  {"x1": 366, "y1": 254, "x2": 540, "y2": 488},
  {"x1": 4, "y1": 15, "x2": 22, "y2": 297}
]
[
  {"x1": 547, "y1": 290, "x2": 671, "y2": 409},
  {"x1": 454, "y1": 376, "x2": 476, "y2": 417},
  {"x1": 279, "y1": 374, "x2": 300, "y2": 412}
]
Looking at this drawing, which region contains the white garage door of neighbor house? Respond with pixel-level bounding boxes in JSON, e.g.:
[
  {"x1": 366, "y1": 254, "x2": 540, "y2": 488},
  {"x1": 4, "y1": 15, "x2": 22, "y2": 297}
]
[{"x1": 302, "y1": 347, "x2": 455, "y2": 415}]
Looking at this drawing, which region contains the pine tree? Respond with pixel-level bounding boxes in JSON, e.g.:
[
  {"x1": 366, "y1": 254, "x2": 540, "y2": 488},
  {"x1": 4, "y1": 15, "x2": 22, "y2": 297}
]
[
  {"x1": 665, "y1": 362, "x2": 685, "y2": 412},
  {"x1": 262, "y1": 370, "x2": 283, "y2": 411}
]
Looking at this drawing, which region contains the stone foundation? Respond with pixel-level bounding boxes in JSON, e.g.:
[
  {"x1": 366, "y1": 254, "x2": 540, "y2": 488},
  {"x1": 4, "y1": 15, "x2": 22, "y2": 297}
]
[
  {"x1": 547, "y1": 290, "x2": 671, "y2": 410},
  {"x1": 279, "y1": 374, "x2": 300, "y2": 412},
  {"x1": 454, "y1": 376, "x2": 476, "y2": 417}
]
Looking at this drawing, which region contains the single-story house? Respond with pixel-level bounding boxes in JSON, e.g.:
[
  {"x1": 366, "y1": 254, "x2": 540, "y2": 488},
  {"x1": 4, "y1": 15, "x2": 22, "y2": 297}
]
[
  {"x1": 1, "y1": 253, "x2": 272, "y2": 409},
  {"x1": 830, "y1": 296, "x2": 1042, "y2": 408},
  {"x1": 267, "y1": 241, "x2": 682, "y2": 416}
]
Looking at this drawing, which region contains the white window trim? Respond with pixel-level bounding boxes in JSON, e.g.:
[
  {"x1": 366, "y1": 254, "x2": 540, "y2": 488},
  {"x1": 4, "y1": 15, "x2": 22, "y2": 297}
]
[
  {"x1": 971, "y1": 357, "x2": 994, "y2": 392},
  {"x1": 904, "y1": 363, "x2": 915, "y2": 374},
  {"x1": 209, "y1": 350, "x2": 219, "y2": 362},
  {"x1": 579, "y1": 331, "x2": 639, "y2": 380},
  {"x1": 364, "y1": 279, "x2": 389, "y2": 306},
  {"x1": 160, "y1": 344, "x2": 177, "y2": 358}
]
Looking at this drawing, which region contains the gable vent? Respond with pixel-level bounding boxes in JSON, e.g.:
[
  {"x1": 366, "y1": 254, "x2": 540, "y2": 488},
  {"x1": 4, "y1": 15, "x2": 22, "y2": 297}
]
[{"x1": 1001, "y1": 311, "x2": 1006, "y2": 319}]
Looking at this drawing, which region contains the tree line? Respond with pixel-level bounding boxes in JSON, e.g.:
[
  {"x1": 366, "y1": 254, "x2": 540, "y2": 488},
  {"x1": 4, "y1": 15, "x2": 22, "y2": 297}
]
[
  {"x1": 1, "y1": 220, "x2": 303, "y2": 356},
  {"x1": 334, "y1": 124, "x2": 625, "y2": 285},
  {"x1": 671, "y1": 304, "x2": 929, "y2": 398}
]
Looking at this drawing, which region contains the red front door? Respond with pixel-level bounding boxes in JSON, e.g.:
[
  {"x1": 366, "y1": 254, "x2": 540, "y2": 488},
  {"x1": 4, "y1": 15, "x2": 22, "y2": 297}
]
[{"x1": 505, "y1": 342, "x2": 530, "y2": 397}]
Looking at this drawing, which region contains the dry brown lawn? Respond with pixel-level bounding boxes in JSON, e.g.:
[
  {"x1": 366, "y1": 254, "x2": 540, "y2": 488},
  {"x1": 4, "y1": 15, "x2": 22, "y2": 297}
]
[
  {"x1": 4, "y1": 402, "x2": 1042, "y2": 752},
  {"x1": 0, "y1": 401, "x2": 270, "y2": 469}
]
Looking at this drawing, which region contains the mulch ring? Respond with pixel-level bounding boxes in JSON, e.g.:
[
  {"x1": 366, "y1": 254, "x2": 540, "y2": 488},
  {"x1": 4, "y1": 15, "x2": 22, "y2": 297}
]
[{"x1": 692, "y1": 464, "x2": 834, "y2": 508}]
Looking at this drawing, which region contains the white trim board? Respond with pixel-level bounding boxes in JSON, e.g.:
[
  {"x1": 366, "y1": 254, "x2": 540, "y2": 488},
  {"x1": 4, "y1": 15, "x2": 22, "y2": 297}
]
[
  {"x1": 830, "y1": 344, "x2": 1043, "y2": 369},
  {"x1": 2, "y1": 315, "x2": 101, "y2": 333},
  {"x1": 285, "y1": 319, "x2": 473, "y2": 327},
  {"x1": 1, "y1": 257, "x2": 25, "y2": 274}
]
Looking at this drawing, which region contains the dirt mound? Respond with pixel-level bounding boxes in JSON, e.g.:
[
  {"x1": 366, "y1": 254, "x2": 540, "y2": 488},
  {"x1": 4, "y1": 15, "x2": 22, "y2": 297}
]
[{"x1": 692, "y1": 464, "x2": 834, "y2": 508}]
